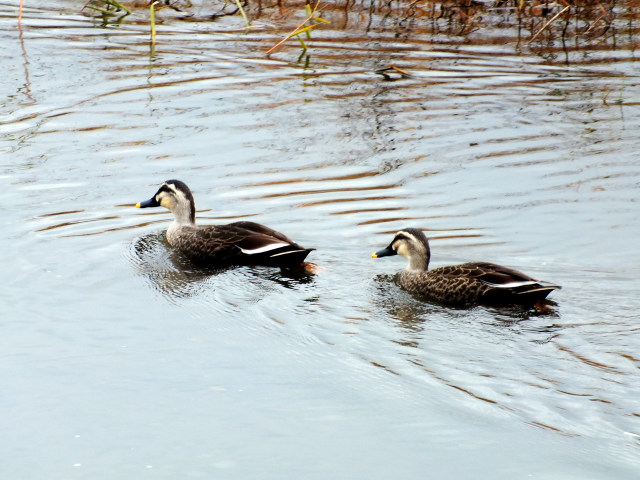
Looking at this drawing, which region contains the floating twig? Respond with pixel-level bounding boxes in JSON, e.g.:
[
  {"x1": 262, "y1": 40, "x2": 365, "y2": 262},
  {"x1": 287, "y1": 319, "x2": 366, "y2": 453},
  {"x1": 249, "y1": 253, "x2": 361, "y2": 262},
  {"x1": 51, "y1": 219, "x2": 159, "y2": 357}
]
[{"x1": 375, "y1": 64, "x2": 414, "y2": 81}]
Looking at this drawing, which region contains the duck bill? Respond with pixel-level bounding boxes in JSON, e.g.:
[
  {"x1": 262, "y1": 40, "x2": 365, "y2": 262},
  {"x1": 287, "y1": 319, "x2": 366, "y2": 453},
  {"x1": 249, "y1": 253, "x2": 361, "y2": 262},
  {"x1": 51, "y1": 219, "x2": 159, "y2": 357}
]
[
  {"x1": 136, "y1": 197, "x2": 159, "y2": 208},
  {"x1": 372, "y1": 245, "x2": 396, "y2": 258}
]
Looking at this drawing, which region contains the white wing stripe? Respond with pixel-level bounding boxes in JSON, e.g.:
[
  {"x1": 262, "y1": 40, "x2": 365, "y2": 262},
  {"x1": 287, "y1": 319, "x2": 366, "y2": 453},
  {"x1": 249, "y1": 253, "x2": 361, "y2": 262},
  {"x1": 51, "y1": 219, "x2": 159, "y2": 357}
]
[
  {"x1": 271, "y1": 249, "x2": 305, "y2": 257},
  {"x1": 239, "y1": 243, "x2": 290, "y2": 255},
  {"x1": 482, "y1": 280, "x2": 539, "y2": 289}
]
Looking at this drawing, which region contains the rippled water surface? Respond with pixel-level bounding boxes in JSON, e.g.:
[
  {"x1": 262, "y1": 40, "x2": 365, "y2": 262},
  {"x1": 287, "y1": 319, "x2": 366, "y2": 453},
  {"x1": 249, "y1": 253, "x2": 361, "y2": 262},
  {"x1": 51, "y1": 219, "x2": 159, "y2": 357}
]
[{"x1": 2, "y1": 0, "x2": 639, "y2": 477}]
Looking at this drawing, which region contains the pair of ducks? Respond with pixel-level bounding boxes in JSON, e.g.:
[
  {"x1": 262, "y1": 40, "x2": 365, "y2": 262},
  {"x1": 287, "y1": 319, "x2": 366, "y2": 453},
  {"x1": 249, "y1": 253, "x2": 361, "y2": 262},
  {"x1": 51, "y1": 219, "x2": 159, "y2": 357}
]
[{"x1": 137, "y1": 180, "x2": 560, "y2": 307}]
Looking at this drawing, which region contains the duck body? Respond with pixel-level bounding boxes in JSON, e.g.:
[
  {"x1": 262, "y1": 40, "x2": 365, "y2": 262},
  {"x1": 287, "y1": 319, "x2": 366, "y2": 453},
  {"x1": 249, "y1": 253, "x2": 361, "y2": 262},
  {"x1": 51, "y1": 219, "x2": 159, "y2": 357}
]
[
  {"x1": 166, "y1": 221, "x2": 312, "y2": 268},
  {"x1": 137, "y1": 180, "x2": 313, "y2": 268},
  {"x1": 374, "y1": 228, "x2": 560, "y2": 307},
  {"x1": 398, "y1": 261, "x2": 559, "y2": 306}
]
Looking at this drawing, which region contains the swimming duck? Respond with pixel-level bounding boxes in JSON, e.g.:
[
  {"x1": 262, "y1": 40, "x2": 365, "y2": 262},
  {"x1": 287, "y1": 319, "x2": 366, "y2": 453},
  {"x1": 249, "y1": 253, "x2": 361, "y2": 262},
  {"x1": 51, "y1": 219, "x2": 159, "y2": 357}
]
[
  {"x1": 373, "y1": 228, "x2": 560, "y2": 306},
  {"x1": 136, "y1": 180, "x2": 313, "y2": 268}
]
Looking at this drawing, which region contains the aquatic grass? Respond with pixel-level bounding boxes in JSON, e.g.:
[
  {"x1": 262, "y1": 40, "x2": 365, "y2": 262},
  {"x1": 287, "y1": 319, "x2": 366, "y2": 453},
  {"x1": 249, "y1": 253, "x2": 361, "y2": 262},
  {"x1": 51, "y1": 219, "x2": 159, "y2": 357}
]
[
  {"x1": 150, "y1": 0, "x2": 157, "y2": 47},
  {"x1": 602, "y1": 77, "x2": 628, "y2": 106},
  {"x1": 81, "y1": 0, "x2": 131, "y2": 19},
  {"x1": 233, "y1": 0, "x2": 250, "y2": 27},
  {"x1": 528, "y1": 4, "x2": 571, "y2": 43},
  {"x1": 57, "y1": 1, "x2": 638, "y2": 58},
  {"x1": 266, "y1": 1, "x2": 330, "y2": 54}
]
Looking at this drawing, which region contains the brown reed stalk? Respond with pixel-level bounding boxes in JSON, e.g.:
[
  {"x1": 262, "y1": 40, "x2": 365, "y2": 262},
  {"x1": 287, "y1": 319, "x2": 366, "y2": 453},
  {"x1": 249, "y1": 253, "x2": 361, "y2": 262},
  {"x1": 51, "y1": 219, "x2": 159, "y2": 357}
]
[
  {"x1": 266, "y1": 1, "x2": 329, "y2": 54},
  {"x1": 529, "y1": 5, "x2": 571, "y2": 43}
]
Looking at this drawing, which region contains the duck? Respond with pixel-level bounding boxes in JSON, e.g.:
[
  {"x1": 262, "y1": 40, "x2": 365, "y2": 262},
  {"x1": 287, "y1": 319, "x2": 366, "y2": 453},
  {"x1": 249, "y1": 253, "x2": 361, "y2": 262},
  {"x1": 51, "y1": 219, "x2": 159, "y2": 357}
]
[
  {"x1": 372, "y1": 228, "x2": 560, "y2": 307},
  {"x1": 136, "y1": 180, "x2": 313, "y2": 268}
]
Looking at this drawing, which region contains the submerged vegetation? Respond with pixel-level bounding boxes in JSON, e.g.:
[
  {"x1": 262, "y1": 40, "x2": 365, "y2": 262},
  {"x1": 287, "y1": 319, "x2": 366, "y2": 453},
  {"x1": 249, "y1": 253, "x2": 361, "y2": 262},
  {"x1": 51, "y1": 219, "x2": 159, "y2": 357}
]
[
  {"x1": 75, "y1": 0, "x2": 639, "y2": 55},
  {"x1": 81, "y1": 0, "x2": 131, "y2": 20}
]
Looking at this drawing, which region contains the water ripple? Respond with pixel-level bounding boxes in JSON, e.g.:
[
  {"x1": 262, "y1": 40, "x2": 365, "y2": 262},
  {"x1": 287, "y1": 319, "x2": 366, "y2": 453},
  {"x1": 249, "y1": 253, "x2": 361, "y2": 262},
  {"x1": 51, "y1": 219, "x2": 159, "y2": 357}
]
[{"x1": 2, "y1": 1, "x2": 640, "y2": 476}]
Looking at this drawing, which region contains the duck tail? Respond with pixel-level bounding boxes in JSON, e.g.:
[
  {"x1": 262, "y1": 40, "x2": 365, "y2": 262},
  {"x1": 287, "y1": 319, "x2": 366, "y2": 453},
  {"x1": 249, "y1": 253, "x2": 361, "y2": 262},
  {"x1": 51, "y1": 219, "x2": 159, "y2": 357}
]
[
  {"x1": 516, "y1": 283, "x2": 561, "y2": 301},
  {"x1": 266, "y1": 247, "x2": 315, "y2": 268}
]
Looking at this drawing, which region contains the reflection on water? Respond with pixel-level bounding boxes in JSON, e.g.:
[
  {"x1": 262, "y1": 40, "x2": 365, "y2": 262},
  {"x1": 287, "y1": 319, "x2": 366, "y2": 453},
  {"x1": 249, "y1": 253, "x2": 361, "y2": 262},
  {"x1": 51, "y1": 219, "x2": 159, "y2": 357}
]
[
  {"x1": 373, "y1": 272, "x2": 561, "y2": 337},
  {"x1": 130, "y1": 232, "x2": 313, "y2": 299},
  {"x1": 129, "y1": 231, "x2": 315, "y2": 301},
  {"x1": 130, "y1": 231, "x2": 214, "y2": 299},
  {"x1": 2, "y1": 0, "x2": 640, "y2": 478}
]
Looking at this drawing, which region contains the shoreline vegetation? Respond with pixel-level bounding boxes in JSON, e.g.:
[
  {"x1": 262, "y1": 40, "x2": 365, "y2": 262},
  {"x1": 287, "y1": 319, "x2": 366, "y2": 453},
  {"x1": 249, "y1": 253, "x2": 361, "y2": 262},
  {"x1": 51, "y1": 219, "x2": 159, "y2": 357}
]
[{"x1": 20, "y1": 1, "x2": 640, "y2": 55}]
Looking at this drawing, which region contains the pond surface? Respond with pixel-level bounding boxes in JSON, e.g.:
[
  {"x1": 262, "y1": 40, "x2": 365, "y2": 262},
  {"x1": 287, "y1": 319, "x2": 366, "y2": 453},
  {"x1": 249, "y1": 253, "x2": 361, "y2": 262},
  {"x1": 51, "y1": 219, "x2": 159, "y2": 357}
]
[{"x1": 2, "y1": 0, "x2": 639, "y2": 477}]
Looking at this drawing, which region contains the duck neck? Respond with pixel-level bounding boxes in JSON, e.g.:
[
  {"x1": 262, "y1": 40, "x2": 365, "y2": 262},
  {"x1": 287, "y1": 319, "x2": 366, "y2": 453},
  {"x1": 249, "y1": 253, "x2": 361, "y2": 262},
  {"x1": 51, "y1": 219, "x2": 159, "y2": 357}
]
[
  {"x1": 407, "y1": 254, "x2": 429, "y2": 272},
  {"x1": 407, "y1": 237, "x2": 431, "y2": 271},
  {"x1": 171, "y1": 201, "x2": 196, "y2": 228}
]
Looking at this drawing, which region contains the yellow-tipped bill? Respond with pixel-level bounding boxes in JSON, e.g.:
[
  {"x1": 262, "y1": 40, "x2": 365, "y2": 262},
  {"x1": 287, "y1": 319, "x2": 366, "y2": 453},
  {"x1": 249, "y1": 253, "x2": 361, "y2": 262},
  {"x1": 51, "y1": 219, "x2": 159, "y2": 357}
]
[
  {"x1": 372, "y1": 245, "x2": 396, "y2": 258},
  {"x1": 136, "y1": 197, "x2": 160, "y2": 209}
]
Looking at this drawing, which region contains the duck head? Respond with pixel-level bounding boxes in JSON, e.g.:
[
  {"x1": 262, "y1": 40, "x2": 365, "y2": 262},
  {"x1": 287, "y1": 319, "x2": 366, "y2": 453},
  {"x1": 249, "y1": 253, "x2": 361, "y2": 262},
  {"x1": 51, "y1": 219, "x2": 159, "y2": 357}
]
[
  {"x1": 372, "y1": 228, "x2": 431, "y2": 271},
  {"x1": 137, "y1": 179, "x2": 196, "y2": 225}
]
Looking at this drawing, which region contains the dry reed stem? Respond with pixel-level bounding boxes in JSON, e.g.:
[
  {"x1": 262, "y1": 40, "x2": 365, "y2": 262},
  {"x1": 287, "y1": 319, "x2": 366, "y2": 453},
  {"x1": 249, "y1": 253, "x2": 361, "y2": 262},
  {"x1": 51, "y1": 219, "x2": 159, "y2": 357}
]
[
  {"x1": 150, "y1": 1, "x2": 158, "y2": 46},
  {"x1": 266, "y1": 1, "x2": 324, "y2": 54},
  {"x1": 233, "y1": 0, "x2": 250, "y2": 26},
  {"x1": 583, "y1": 12, "x2": 607, "y2": 34},
  {"x1": 529, "y1": 5, "x2": 571, "y2": 43},
  {"x1": 594, "y1": 0, "x2": 612, "y2": 20}
]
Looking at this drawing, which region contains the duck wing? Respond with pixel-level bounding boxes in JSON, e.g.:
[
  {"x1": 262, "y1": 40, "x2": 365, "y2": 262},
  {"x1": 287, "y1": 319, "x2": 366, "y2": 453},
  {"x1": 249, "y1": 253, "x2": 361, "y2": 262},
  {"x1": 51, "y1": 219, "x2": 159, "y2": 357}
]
[
  {"x1": 457, "y1": 262, "x2": 539, "y2": 284},
  {"x1": 463, "y1": 262, "x2": 560, "y2": 303},
  {"x1": 173, "y1": 224, "x2": 312, "y2": 268},
  {"x1": 227, "y1": 221, "x2": 297, "y2": 244},
  {"x1": 430, "y1": 262, "x2": 560, "y2": 304},
  {"x1": 227, "y1": 222, "x2": 313, "y2": 266}
]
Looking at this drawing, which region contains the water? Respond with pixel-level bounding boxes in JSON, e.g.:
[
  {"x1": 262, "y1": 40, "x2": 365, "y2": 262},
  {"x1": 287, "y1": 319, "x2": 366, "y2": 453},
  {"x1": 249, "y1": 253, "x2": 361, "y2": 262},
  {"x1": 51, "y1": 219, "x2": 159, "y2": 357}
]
[{"x1": 2, "y1": 1, "x2": 639, "y2": 477}]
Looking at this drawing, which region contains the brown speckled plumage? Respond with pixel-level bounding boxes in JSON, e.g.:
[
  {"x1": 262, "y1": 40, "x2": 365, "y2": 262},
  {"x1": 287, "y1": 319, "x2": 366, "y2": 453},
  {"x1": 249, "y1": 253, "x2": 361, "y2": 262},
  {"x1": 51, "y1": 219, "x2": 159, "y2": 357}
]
[
  {"x1": 374, "y1": 228, "x2": 560, "y2": 307},
  {"x1": 137, "y1": 180, "x2": 312, "y2": 268}
]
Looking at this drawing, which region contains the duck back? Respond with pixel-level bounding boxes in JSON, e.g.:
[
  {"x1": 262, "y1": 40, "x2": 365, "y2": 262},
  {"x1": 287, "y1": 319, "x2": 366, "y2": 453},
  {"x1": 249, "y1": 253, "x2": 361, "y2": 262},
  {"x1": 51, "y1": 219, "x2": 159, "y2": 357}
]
[
  {"x1": 169, "y1": 222, "x2": 312, "y2": 268},
  {"x1": 400, "y1": 262, "x2": 560, "y2": 307}
]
